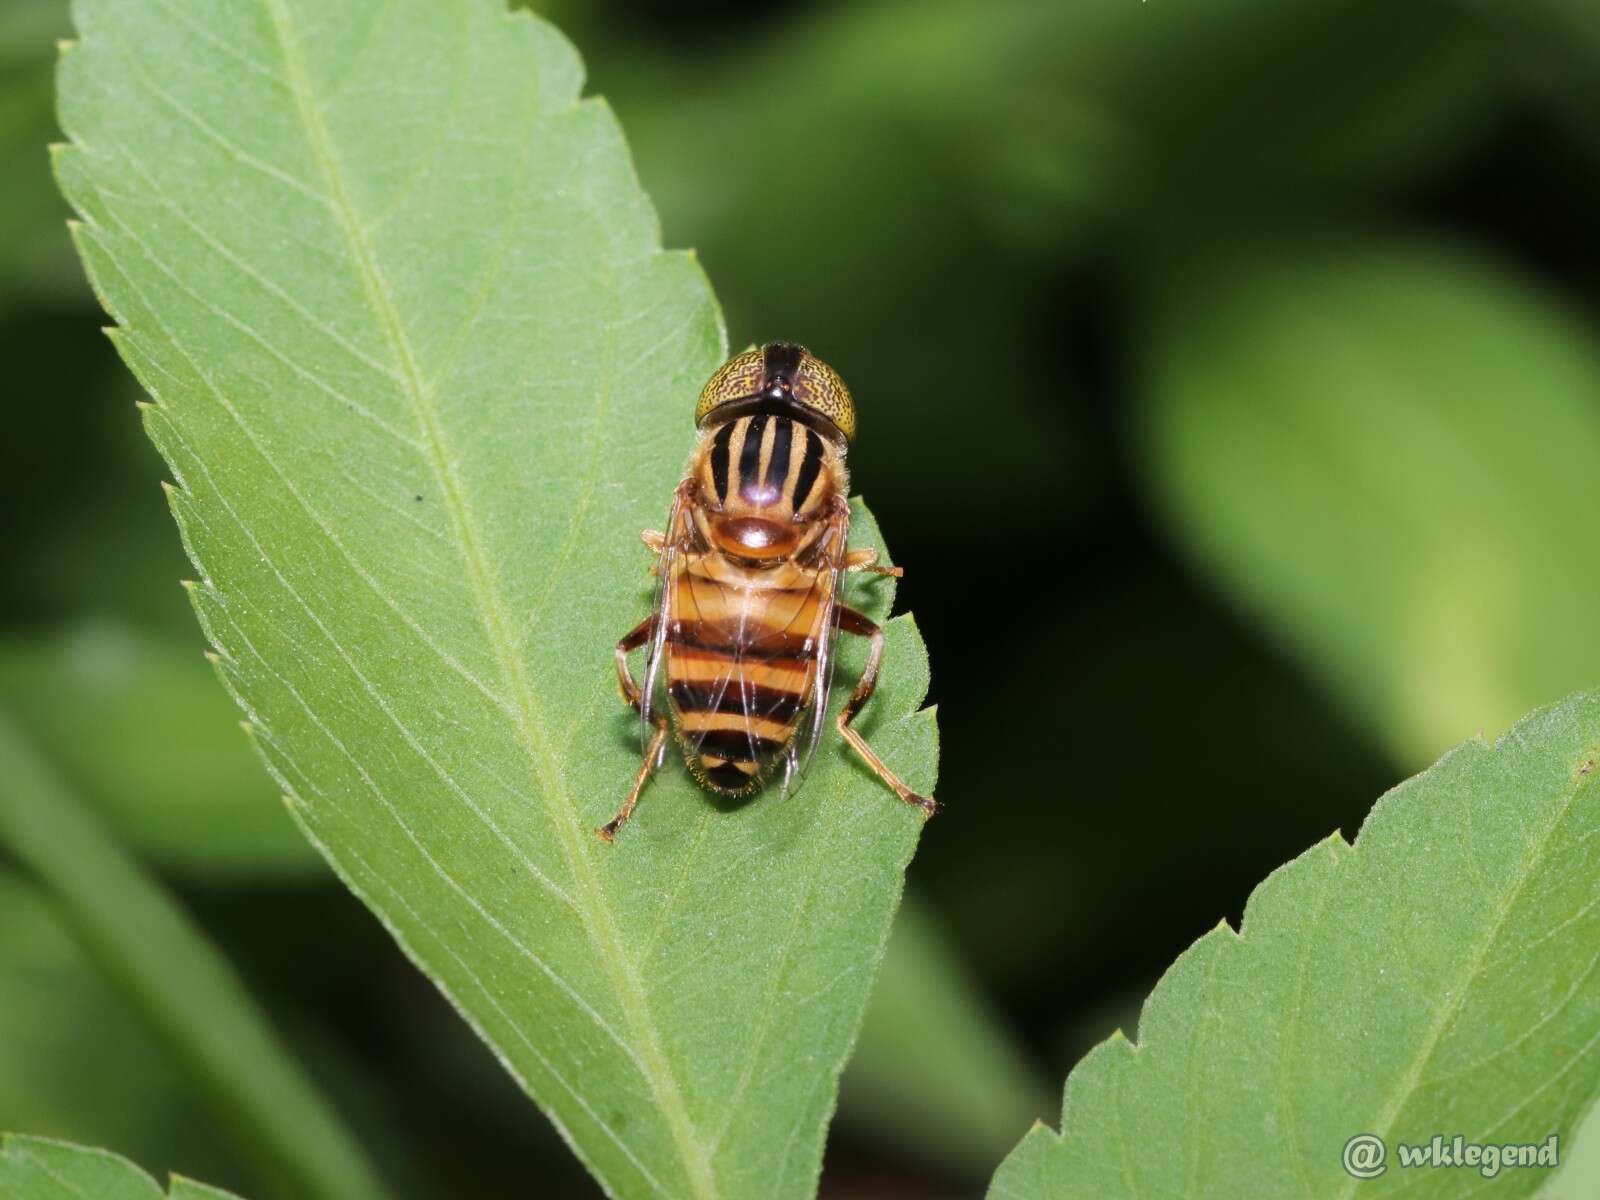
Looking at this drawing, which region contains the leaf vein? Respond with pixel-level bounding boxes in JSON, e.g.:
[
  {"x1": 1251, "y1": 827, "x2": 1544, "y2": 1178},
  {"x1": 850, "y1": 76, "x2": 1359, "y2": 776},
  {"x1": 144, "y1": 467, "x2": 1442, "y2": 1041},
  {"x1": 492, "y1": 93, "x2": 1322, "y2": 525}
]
[
  {"x1": 255, "y1": 3, "x2": 719, "y2": 1193},
  {"x1": 1332, "y1": 773, "x2": 1595, "y2": 1200}
]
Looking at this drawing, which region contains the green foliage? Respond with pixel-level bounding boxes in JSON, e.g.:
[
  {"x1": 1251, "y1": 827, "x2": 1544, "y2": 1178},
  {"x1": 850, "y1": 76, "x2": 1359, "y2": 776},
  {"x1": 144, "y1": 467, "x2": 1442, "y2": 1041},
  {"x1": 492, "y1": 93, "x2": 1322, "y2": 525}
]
[
  {"x1": 0, "y1": 622, "x2": 315, "y2": 875},
  {"x1": 610, "y1": 0, "x2": 1497, "y2": 538},
  {"x1": 1540, "y1": 1095, "x2": 1600, "y2": 1197},
  {"x1": 54, "y1": 1, "x2": 936, "y2": 1197},
  {"x1": 988, "y1": 691, "x2": 1600, "y2": 1198},
  {"x1": 0, "y1": 713, "x2": 387, "y2": 1200},
  {"x1": 841, "y1": 893, "x2": 1049, "y2": 1177},
  {"x1": 0, "y1": 873, "x2": 242, "y2": 1190},
  {"x1": 1137, "y1": 243, "x2": 1600, "y2": 768},
  {"x1": 0, "y1": 1135, "x2": 243, "y2": 1200},
  {"x1": 28, "y1": 0, "x2": 1600, "y2": 1193}
]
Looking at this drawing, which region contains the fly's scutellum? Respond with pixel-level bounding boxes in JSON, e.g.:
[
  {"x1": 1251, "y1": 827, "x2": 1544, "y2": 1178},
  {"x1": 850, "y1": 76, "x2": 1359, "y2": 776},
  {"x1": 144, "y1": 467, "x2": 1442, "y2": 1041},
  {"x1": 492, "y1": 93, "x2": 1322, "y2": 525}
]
[{"x1": 600, "y1": 343, "x2": 937, "y2": 840}]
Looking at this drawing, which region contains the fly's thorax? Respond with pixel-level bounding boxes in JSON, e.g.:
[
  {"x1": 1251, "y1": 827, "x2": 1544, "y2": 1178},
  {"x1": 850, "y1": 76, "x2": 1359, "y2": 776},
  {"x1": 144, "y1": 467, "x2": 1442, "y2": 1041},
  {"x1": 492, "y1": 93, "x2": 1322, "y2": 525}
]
[{"x1": 690, "y1": 413, "x2": 846, "y2": 561}]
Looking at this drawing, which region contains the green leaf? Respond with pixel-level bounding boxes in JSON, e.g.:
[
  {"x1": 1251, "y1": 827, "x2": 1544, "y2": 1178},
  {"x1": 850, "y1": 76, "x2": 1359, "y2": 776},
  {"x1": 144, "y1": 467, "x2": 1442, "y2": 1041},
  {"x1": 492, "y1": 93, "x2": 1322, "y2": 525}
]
[
  {"x1": 0, "y1": 1135, "x2": 244, "y2": 1200},
  {"x1": 0, "y1": 871, "x2": 246, "y2": 1191},
  {"x1": 1540, "y1": 1094, "x2": 1600, "y2": 1198},
  {"x1": 0, "y1": 622, "x2": 318, "y2": 876},
  {"x1": 53, "y1": 2, "x2": 937, "y2": 1196},
  {"x1": 0, "y1": 711, "x2": 388, "y2": 1200},
  {"x1": 987, "y1": 691, "x2": 1600, "y2": 1198},
  {"x1": 1136, "y1": 242, "x2": 1600, "y2": 767},
  {"x1": 841, "y1": 893, "x2": 1049, "y2": 1178}
]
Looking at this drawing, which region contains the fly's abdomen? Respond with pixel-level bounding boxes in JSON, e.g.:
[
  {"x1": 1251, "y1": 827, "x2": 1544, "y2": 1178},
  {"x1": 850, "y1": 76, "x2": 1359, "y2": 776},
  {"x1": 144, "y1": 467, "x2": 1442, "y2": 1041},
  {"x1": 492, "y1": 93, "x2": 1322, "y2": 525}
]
[{"x1": 662, "y1": 557, "x2": 826, "y2": 794}]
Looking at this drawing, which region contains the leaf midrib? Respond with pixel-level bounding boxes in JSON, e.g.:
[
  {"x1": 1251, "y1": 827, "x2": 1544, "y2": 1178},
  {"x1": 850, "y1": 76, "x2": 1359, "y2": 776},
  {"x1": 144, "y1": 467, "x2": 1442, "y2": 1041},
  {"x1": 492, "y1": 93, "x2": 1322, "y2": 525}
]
[{"x1": 255, "y1": 4, "x2": 717, "y2": 1197}]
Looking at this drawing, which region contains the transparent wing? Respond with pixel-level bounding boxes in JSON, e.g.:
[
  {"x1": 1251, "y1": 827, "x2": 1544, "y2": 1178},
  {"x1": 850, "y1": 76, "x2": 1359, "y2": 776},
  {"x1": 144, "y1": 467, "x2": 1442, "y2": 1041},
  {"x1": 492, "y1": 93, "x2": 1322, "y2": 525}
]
[
  {"x1": 639, "y1": 490, "x2": 687, "y2": 762},
  {"x1": 659, "y1": 504, "x2": 849, "y2": 796},
  {"x1": 665, "y1": 545, "x2": 788, "y2": 779},
  {"x1": 776, "y1": 510, "x2": 850, "y2": 801}
]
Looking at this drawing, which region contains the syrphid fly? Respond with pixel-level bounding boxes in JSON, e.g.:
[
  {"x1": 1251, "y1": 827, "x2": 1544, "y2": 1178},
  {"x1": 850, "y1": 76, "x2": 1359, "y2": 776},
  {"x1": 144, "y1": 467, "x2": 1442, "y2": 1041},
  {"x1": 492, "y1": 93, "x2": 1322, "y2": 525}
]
[{"x1": 600, "y1": 343, "x2": 937, "y2": 840}]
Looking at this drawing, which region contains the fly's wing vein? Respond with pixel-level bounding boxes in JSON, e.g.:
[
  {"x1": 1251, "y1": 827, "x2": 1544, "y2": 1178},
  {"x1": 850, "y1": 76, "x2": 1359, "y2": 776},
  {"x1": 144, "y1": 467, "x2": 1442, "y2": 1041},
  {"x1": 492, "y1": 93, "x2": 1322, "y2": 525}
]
[
  {"x1": 640, "y1": 488, "x2": 688, "y2": 758},
  {"x1": 779, "y1": 507, "x2": 848, "y2": 801},
  {"x1": 657, "y1": 501, "x2": 848, "y2": 795}
]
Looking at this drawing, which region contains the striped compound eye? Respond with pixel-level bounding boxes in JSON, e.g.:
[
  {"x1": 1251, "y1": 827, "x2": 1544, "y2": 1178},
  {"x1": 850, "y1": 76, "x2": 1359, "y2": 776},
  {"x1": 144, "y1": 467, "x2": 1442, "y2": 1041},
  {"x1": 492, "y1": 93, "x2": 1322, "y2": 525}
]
[
  {"x1": 787, "y1": 350, "x2": 855, "y2": 443},
  {"x1": 693, "y1": 348, "x2": 766, "y2": 428},
  {"x1": 693, "y1": 344, "x2": 857, "y2": 443}
]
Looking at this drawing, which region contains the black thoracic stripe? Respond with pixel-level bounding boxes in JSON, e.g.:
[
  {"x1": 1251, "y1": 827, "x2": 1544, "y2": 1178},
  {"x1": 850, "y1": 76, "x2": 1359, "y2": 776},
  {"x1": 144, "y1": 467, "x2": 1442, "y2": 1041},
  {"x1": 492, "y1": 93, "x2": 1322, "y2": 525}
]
[
  {"x1": 762, "y1": 342, "x2": 804, "y2": 390},
  {"x1": 671, "y1": 680, "x2": 801, "y2": 722},
  {"x1": 695, "y1": 728, "x2": 783, "y2": 762},
  {"x1": 761, "y1": 416, "x2": 794, "y2": 497},
  {"x1": 709, "y1": 420, "x2": 735, "y2": 502},
  {"x1": 792, "y1": 424, "x2": 824, "y2": 510},
  {"x1": 737, "y1": 414, "x2": 768, "y2": 498}
]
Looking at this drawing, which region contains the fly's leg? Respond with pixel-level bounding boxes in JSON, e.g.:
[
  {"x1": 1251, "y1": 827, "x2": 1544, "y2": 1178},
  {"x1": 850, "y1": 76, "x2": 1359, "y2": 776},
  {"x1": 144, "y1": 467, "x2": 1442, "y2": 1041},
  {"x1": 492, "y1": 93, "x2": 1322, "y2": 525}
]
[
  {"x1": 600, "y1": 718, "x2": 668, "y2": 843},
  {"x1": 614, "y1": 613, "x2": 654, "y2": 709},
  {"x1": 843, "y1": 547, "x2": 902, "y2": 578},
  {"x1": 833, "y1": 604, "x2": 936, "y2": 817},
  {"x1": 605, "y1": 487, "x2": 693, "y2": 839},
  {"x1": 601, "y1": 614, "x2": 668, "y2": 842},
  {"x1": 826, "y1": 495, "x2": 897, "y2": 578},
  {"x1": 639, "y1": 529, "x2": 667, "y2": 575}
]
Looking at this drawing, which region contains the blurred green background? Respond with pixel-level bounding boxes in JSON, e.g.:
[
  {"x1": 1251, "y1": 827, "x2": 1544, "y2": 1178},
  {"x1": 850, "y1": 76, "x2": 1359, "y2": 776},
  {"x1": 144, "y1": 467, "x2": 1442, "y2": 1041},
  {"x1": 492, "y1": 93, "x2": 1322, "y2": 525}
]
[{"x1": 5, "y1": 0, "x2": 1600, "y2": 1195}]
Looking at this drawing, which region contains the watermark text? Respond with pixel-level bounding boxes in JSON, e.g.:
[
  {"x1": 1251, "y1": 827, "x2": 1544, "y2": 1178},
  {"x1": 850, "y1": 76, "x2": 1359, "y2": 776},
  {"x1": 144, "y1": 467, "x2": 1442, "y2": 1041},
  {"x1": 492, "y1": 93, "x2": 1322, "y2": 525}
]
[{"x1": 1341, "y1": 1133, "x2": 1559, "y2": 1180}]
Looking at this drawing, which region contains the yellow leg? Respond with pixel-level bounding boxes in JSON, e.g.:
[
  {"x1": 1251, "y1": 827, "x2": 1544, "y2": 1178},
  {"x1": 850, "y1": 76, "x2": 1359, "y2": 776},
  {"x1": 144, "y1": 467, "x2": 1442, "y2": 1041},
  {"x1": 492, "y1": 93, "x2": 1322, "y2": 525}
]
[
  {"x1": 639, "y1": 529, "x2": 667, "y2": 576},
  {"x1": 844, "y1": 547, "x2": 902, "y2": 578},
  {"x1": 601, "y1": 614, "x2": 667, "y2": 842},
  {"x1": 613, "y1": 614, "x2": 654, "y2": 707},
  {"x1": 600, "y1": 716, "x2": 669, "y2": 842},
  {"x1": 834, "y1": 604, "x2": 936, "y2": 817}
]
